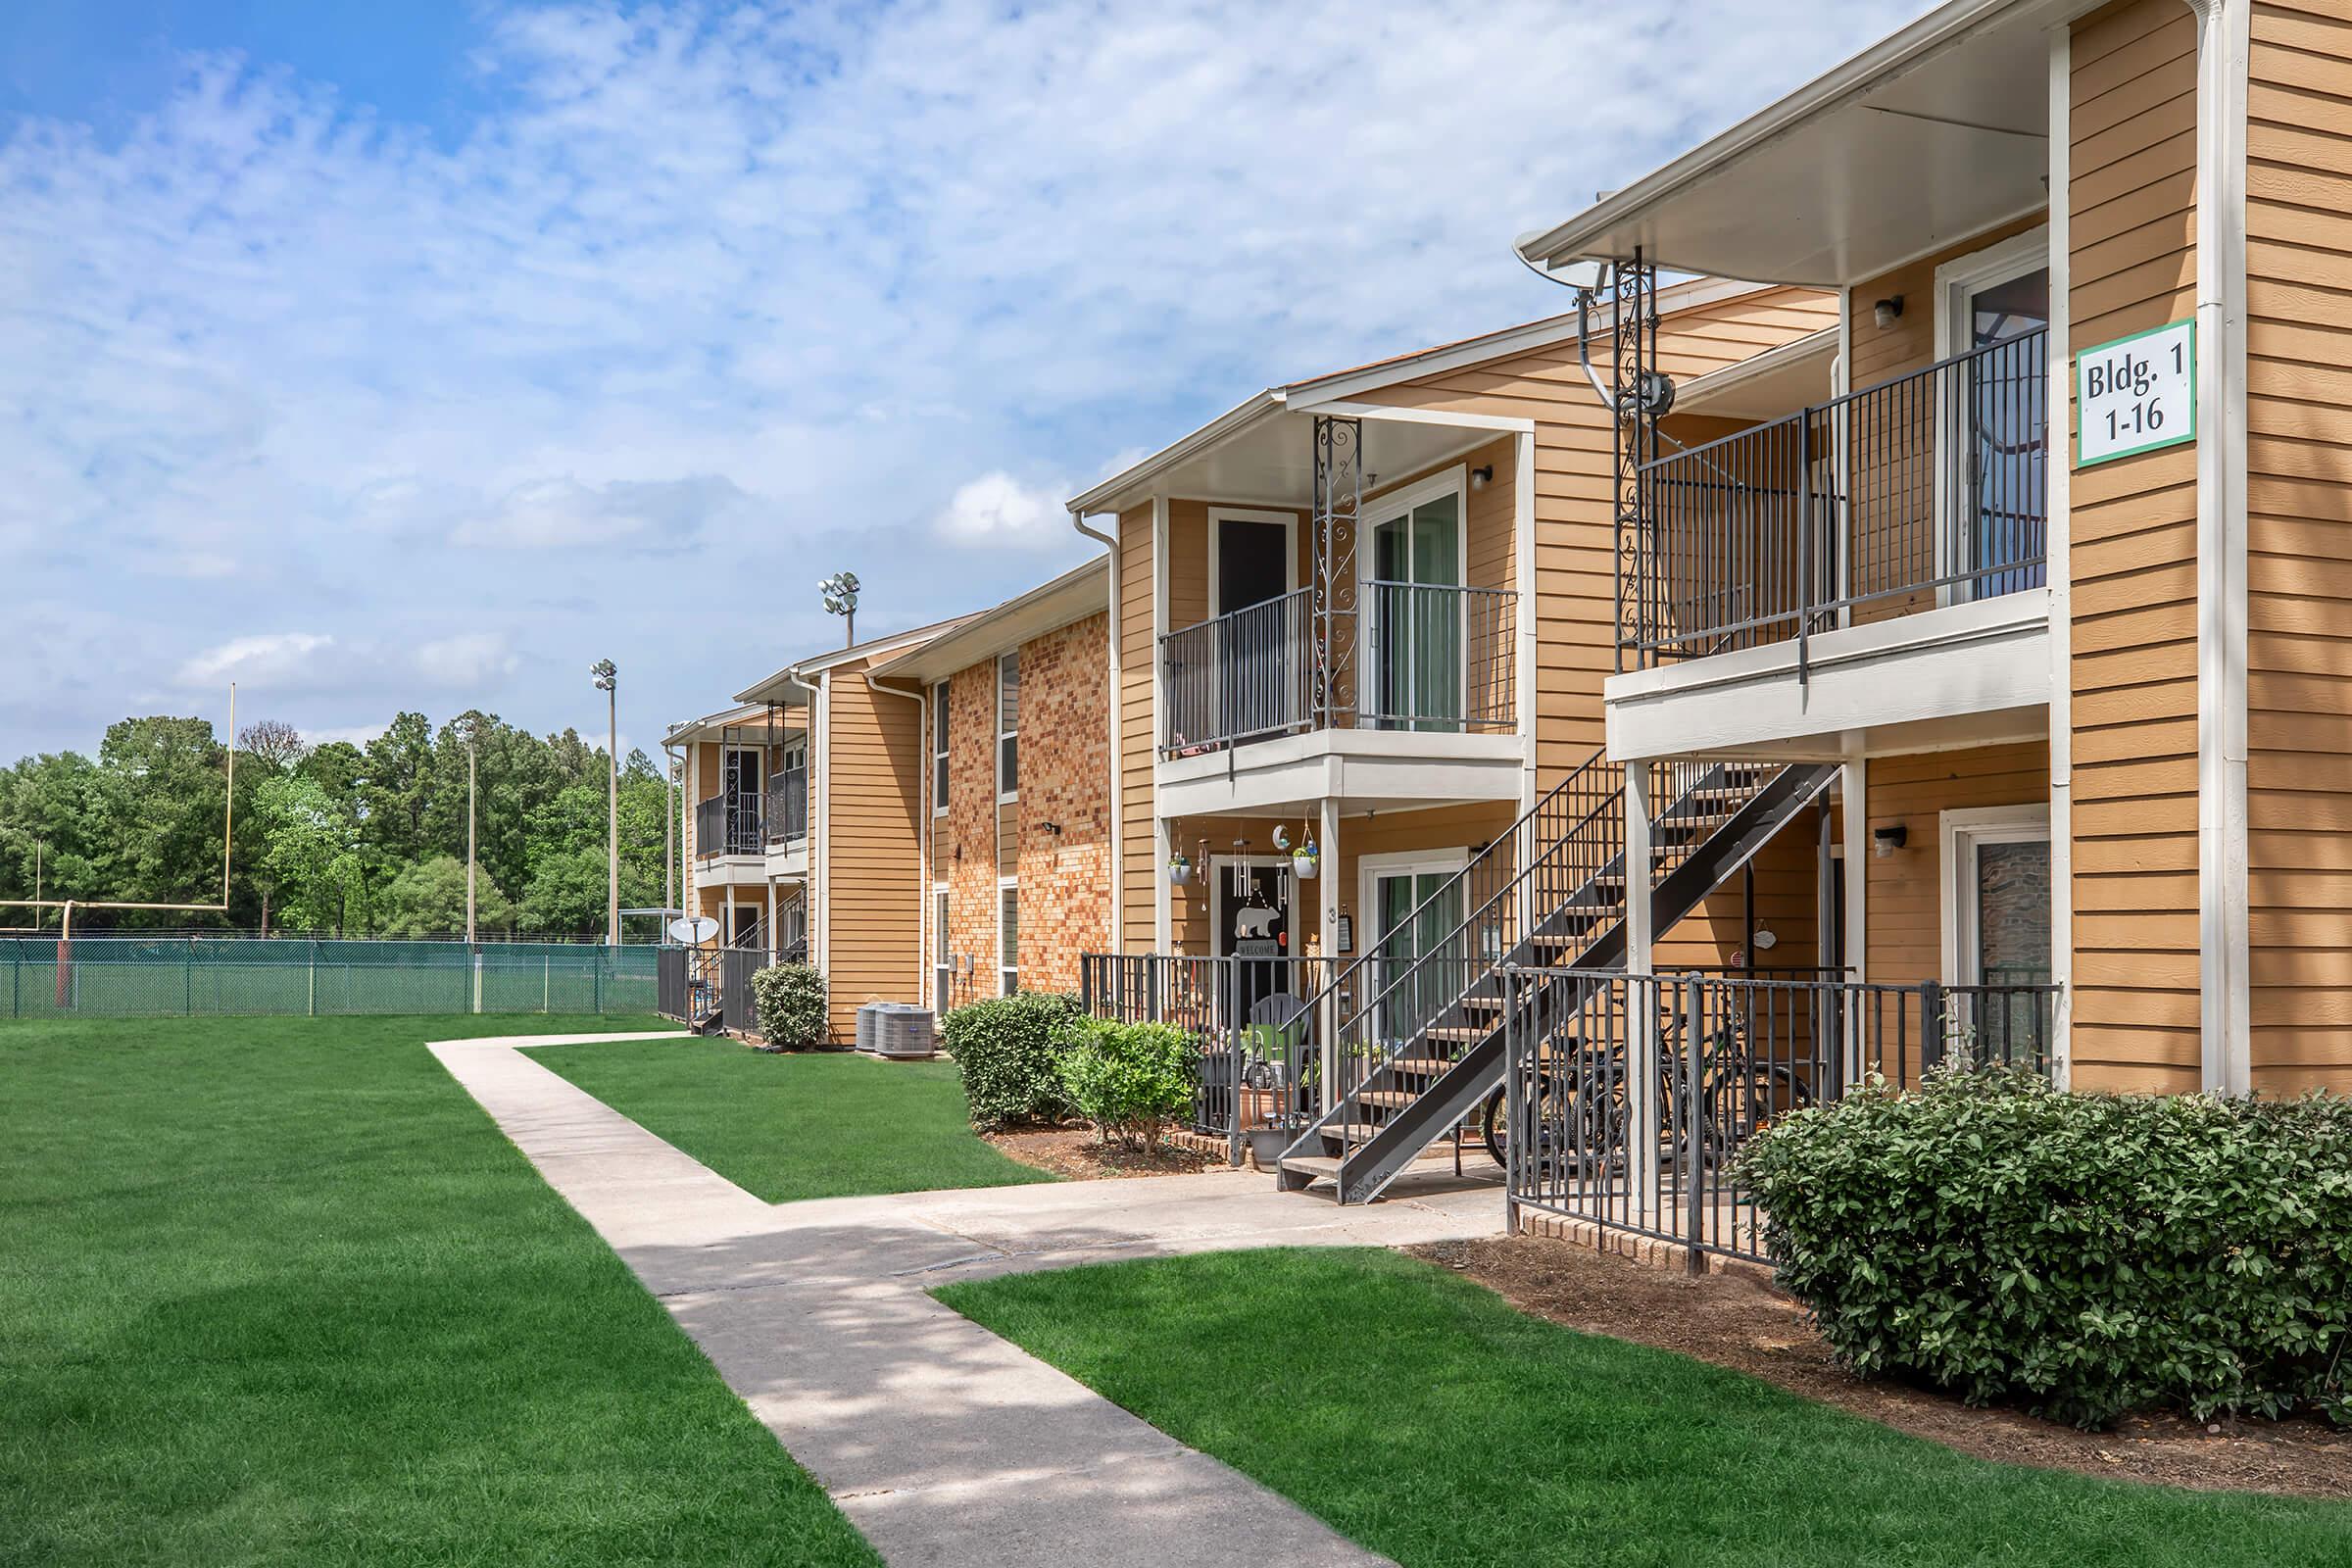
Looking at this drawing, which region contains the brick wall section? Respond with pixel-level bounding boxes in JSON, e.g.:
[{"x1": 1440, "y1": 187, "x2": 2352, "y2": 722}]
[
  {"x1": 1015, "y1": 612, "x2": 1111, "y2": 994},
  {"x1": 940, "y1": 660, "x2": 1000, "y2": 1010},
  {"x1": 931, "y1": 611, "x2": 1113, "y2": 1004}
]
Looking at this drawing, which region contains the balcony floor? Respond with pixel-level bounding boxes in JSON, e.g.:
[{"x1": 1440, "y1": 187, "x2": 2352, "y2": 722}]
[{"x1": 1157, "y1": 725, "x2": 1525, "y2": 818}]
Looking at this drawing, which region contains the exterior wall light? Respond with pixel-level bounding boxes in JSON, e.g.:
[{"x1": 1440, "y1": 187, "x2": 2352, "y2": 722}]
[
  {"x1": 1469, "y1": 465, "x2": 1494, "y2": 491},
  {"x1": 1872, "y1": 824, "x2": 1908, "y2": 858},
  {"x1": 1873, "y1": 296, "x2": 1905, "y2": 329}
]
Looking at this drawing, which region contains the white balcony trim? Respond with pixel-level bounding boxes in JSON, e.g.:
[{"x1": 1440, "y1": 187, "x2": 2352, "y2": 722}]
[
  {"x1": 1604, "y1": 590, "x2": 2050, "y2": 761},
  {"x1": 1156, "y1": 728, "x2": 1523, "y2": 820}
]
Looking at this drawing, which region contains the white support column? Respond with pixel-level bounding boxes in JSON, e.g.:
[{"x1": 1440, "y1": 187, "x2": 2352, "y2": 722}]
[
  {"x1": 2046, "y1": 24, "x2": 2076, "y2": 1089},
  {"x1": 1154, "y1": 818, "x2": 1174, "y2": 954},
  {"x1": 1319, "y1": 793, "x2": 1342, "y2": 1113},
  {"x1": 765, "y1": 877, "x2": 778, "y2": 964},
  {"x1": 1623, "y1": 762, "x2": 1658, "y2": 1220},
  {"x1": 1841, "y1": 759, "x2": 1870, "y2": 1083}
]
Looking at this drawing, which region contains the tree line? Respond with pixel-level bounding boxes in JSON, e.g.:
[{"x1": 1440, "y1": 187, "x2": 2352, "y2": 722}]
[{"x1": 0, "y1": 712, "x2": 677, "y2": 940}]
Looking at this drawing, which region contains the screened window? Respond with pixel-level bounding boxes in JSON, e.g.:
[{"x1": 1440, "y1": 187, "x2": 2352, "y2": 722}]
[
  {"x1": 934, "y1": 887, "x2": 952, "y2": 1013},
  {"x1": 997, "y1": 653, "x2": 1019, "y2": 800},
  {"x1": 932, "y1": 683, "x2": 950, "y2": 815},
  {"x1": 999, "y1": 882, "x2": 1019, "y2": 996}
]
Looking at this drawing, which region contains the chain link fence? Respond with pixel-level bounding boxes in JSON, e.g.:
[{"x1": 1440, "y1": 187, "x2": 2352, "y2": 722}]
[{"x1": 0, "y1": 936, "x2": 660, "y2": 1020}]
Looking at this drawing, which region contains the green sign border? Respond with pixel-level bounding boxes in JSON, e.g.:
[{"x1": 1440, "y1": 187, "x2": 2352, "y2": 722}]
[{"x1": 2074, "y1": 317, "x2": 2196, "y2": 467}]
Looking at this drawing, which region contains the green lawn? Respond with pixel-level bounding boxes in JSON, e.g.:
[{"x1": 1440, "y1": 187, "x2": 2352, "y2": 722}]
[
  {"x1": 0, "y1": 1015, "x2": 880, "y2": 1568},
  {"x1": 937, "y1": 1249, "x2": 2351, "y2": 1568},
  {"x1": 529, "y1": 1039, "x2": 1054, "y2": 1203}
]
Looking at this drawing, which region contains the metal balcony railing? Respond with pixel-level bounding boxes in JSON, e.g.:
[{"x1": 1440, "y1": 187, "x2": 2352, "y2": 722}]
[
  {"x1": 1159, "y1": 582, "x2": 1516, "y2": 757},
  {"x1": 763, "y1": 772, "x2": 808, "y2": 845},
  {"x1": 693, "y1": 792, "x2": 763, "y2": 858},
  {"x1": 1625, "y1": 326, "x2": 2048, "y2": 671}
]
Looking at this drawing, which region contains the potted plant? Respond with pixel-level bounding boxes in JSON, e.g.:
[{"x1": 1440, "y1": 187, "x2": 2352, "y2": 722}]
[
  {"x1": 1168, "y1": 851, "x2": 1193, "y2": 886},
  {"x1": 1291, "y1": 835, "x2": 1319, "y2": 881}
]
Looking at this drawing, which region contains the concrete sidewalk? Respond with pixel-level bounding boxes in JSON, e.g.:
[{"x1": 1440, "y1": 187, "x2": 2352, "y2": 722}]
[{"x1": 433, "y1": 1033, "x2": 1506, "y2": 1568}]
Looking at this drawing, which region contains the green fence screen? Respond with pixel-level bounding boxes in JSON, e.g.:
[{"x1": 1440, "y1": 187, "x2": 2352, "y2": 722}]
[{"x1": 0, "y1": 937, "x2": 661, "y2": 1021}]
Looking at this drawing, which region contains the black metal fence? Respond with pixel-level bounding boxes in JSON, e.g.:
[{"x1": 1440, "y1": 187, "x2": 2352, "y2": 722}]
[
  {"x1": 1501, "y1": 969, "x2": 2060, "y2": 1266},
  {"x1": 764, "y1": 769, "x2": 808, "y2": 844},
  {"x1": 1628, "y1": 326, "x2": 2048, "y2": 669},
  {"x1": 1079, "y1": 953, "x2": 1338, "y2": 1160},
  {"x1": 694, "y1": 792, "x2": 764, "y2": 858}
]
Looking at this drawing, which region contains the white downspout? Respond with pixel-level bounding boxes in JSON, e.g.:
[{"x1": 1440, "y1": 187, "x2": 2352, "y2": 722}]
[
  {"x1": 2045, "y1": 24, "x2": 2075, "y2": 1089},
  {"x1": 1071, "y1": 511, "x2": 1122, "y2": 955},
  {"x1": 785, "y1": 667, "x2": 824, "y2": 975}
]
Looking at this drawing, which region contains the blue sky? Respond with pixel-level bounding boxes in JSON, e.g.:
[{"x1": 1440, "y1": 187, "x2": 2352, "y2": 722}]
[{"x1": 1, "y1": 1, "x2": 1926, "y2": 759}]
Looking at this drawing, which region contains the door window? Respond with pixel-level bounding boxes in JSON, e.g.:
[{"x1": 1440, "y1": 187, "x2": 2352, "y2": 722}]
[
  {"x1": 1947, "y1": 260, "x2": 2049, "y2": 602},
  {"x1": 1370, "y1": 865, "x2": 1465, "y2": 1043},
  {"x1": 1368, "y1": 489, "x2": 1463, "y2": 730}
]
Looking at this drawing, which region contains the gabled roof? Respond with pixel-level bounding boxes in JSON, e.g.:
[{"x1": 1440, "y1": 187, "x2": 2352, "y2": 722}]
[
  {"x1": 730, "y1": 614, "x2": 980, "y2": 705},
  {"x1": 869, "y1": 556, "x2": 1108, "y2": 685},
  {"x1": 1065, "y1": 275, "x2": 1781, "y2": 518}
]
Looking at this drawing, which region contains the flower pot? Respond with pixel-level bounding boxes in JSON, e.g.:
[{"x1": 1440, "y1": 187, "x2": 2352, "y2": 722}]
[
  {"x1": 1168, "y1": 858, "x2": 1193, "y2": 886},
  {"x1": 1246, "y1": 1126, "x2": 1296, "y2": 1167},
  {"x1": 1291, "y1": 852, "x2": 1319, "y2": 881}
]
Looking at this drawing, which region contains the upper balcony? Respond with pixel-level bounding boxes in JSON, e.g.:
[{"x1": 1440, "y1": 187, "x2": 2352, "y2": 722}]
[
  {"x1": 1605, "y1": 324, "x2": 2053, "y2": 762},
  {"x1": 1074, "y1": 396, "x2": 1533, "y2": 820}
]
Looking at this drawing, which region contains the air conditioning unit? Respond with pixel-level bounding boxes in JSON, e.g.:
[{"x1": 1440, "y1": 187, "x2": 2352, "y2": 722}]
[{"x1": 858, "y1": 1001, "x2": 937, "y2": 1059}]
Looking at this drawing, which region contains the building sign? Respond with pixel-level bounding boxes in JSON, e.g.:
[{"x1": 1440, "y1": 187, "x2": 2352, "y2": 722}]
[{"x1": 2076, "y1": 318, "x2": 2195, "y2": 466}]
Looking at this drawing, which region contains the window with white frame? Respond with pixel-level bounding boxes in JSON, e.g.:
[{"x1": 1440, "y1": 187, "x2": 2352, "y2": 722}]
[
  {"x1": 998, "y1": 881, "x2": 1018, "y2": 996},
  {"x1": 1934, "y1": 227, "x2": 2050, "y2": 603},
  {"x1": 933, "y1": 887, "x2": 952, "y2": 1012},
  {"x1": 931, "y1": 683, "x2": 950, "y2": 815},
  {"x1": 997, "y1": 653, "x2": 1019, "y2": 801}
]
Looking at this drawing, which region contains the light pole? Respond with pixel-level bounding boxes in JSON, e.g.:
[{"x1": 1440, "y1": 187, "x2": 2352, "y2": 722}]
[
  {"x1": 592, "y1": 661, "x2": 618, "y2": 945},
  {"x1": 820, "y1": 570, "x2": 860, "y2": 648},
  {"x1": 461, "y1": 715, "x2": 479, "y2": 945}
]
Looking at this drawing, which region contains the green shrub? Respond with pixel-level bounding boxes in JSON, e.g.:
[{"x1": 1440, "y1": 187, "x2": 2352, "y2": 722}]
[
  {"x1": 749, "y1": 963, "x2": 828, "y2": 1050},
  {"x1": 1738, "y1": 1066, "x2": 2352, "y2": 1429},
  {"x1": 1056, "y1": 1018, "x2": 1198, "y2": 1152},
  {"x1": 941, "y1": 992, "x2": 1084, "y2": 1128}
]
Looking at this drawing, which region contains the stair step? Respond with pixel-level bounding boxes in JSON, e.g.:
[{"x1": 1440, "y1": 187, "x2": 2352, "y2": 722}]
[
  {"x1": 1356, "y1": 1090, "x2": 1418, "y2": 1107},
  {"x1": 1386, "y1": 1056, "x2": 1460, "y2": 1075},
  {"x1": 1423, "y1": 1025, "x2": 1490, "y2": 1043},
  {"x1": 1279, "y1": 1153, "x2": 1344, "y2": 1180}
]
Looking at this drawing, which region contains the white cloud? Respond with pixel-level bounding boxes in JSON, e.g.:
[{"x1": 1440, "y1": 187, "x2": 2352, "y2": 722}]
[
  {"x1": 0, "y1": 1, "x2": 1934, "y2": 756},
  {"x1": 415, "y1": 632, "x2": 520, "y2": 687},
  {"x1": 933, "y1": 471, "x2": 1068, "y2": 549},
  {"x1": 304, "y1": 722, "x2": 389, "y2": 748},
  {"x1": 173, "y1": 632, "x2": 337, "y2": 691}
]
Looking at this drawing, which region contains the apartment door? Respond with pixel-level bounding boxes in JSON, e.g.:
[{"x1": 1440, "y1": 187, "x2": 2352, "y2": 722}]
[
  {"x1": 723, "y1": 747, "x2": 761, "y2": 853},
  {"x1": 1366, "y1": 483, "x2": 1464, "y2": 730},
  {"x1": 1939, "y1": 234, "x2": 2049, "y2": 602},
  {"x1": 1943, "y1": 806, "x2": 2052, "y2": 1063},
  {"x1": 1214, "y1": 858, "x2": 1292, "y2": 1020},
  {"x1": 1215, "y1": 514, "x2": 1295, "y2": 742},
  {"x1": 1363, "y1": 853, "x2": 1466, "y2": 1044}
]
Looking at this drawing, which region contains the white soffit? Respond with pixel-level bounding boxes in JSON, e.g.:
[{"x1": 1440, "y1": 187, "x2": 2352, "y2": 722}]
[
  {"x1": 1672, "y1": 327, "x2": 1838, "y2": 421},
  {"x1": 1519, "y1": 0, "x2": 2064, "y2": 289},
  {"x1": 1086, "y1": 408, "x2": 1500, "y2": 514}
]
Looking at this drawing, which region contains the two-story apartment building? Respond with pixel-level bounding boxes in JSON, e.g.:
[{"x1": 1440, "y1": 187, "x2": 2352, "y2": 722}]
[
  {"x1": 665, "y1": 703, "x2": 809, "y2": 956},
  {"x1": 1514, "y1": 0, "x2": 2349, "y2": 1103},
  {"x1": 868, "y1": 558, "x2": 1112, "y2": 1010}
]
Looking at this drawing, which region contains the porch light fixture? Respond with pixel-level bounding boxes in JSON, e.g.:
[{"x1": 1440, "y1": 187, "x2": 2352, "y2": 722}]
[
  {"x1": 1872, "y1": 824, "x2": 1908, "y2": 858},
  {"x1": 1469, "y1": 465, "x2": 1494, "y2": 491},
  {"x1": 1873, "y1": 296, "x2": 1905, "y2": 329}
]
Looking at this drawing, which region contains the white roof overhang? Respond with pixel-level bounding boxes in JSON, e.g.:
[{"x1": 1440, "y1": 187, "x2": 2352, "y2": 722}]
[{"x1": 1517, "y1": 0, "x2": 2082, "y2": 289}]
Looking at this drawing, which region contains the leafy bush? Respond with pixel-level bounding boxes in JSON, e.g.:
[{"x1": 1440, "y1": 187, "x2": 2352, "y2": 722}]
[
  {"x1": 1738, "y1": 1066, "x2": 2352, "y2": 1429},
  {"x1": 750, "y1": 963, "x2": 828, "y2": 1050},
  {"x1": 941, "y1": 992, "x2": 1084, "y2": 1128},
  {"x1": 1056, "y1": 1018, "x2": 1198, "y2": 1152}
]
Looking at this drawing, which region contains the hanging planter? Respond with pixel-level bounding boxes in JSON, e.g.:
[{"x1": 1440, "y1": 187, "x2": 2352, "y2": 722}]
[
  {"x1": 1167, "y1": 852, "x2": 1193, "y2": 886},
  {"x1": 1291, "y1": 840, "x2": 1319, "y2": 881}
]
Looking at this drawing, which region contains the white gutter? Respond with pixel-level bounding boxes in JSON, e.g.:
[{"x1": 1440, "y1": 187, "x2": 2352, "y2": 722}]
[{"x1": 1071, "y1": 512, "x2": 1122, "y2": 952}]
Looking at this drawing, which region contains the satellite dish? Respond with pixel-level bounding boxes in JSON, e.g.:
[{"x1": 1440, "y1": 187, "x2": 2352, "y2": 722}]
[{"x1": 668, "y1": 916, "x2": 720, "y2": 945}]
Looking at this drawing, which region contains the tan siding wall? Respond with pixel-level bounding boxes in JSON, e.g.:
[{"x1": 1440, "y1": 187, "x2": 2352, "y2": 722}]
[
  {"x1": 1117, "y1": 503, "x2": 1157, "y2": 952},
  {"x1": 2246, "y1": 0, "x2": 2352, "y2": 1095},
  {"x1": 820, "y1": 662, "x2": 926, "y2": 1039},
  {"x1": 1864, "y1": 742, "x2": 2050, "y2": 986},
  {"x1": 2069, "y1": 0, "x2": 2203, "y2": 1091}
]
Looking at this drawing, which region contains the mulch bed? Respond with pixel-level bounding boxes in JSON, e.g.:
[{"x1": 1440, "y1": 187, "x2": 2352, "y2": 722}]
[
  {"x1": 1411, "y1": 1233, "x2": 2352, "y2": 1503},
  {"x1": 985, "y1": 1128, "x2": 1226, "y2": 1180}
]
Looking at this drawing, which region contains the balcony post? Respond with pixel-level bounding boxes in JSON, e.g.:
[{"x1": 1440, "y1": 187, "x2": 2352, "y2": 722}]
[
  {"x1": 1318, "y1": 793, "x2": 1342, "y2": 1112},
  {"x1": 1795, "y1": 412, "x2": 1813, "y2": 687},
  {"x1": 1623, "y1": 762, "x2": 1659, "y2": 1223}
]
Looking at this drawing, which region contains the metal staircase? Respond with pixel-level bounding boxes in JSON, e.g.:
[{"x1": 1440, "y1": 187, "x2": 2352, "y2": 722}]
[{"x1": 1275, "y1": 748, "x2": 1837, "y2": 1203}]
